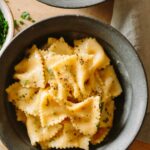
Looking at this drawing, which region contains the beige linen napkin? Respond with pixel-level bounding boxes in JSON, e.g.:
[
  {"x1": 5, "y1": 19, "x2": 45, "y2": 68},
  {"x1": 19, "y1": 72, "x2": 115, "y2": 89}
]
[{"x1": 111, "y1": 0, "x2": 150, "y2": 143}]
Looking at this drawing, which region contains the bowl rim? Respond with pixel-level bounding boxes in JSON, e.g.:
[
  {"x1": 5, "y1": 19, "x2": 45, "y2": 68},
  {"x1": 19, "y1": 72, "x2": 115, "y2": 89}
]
[
  {"x1": 0, "y1": 0, "x2": 14, "y2": 56},
  {"x1": 0, "y1": 15, "x2": 148, "y2": 150},
  {"x1": 37, "y1": 0, "x2": 106, "y2": 9}
]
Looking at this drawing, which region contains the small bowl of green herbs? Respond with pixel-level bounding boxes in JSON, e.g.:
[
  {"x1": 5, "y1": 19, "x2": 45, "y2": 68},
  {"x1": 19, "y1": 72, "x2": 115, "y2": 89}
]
[{"x1": 0, "y1": 0, "x2": 14, "y2": 55}]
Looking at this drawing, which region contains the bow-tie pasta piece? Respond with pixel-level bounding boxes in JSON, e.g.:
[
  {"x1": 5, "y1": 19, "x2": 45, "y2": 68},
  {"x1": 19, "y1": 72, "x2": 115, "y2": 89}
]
[
  {"x1": 100, "y1": 65, "x2": 122, "y2": 99},
  {"x1": 91, "y1": 100, "x2": 114, "y2": 144},
  {"x1": 6, "y1": 82, "x2": 40, "y2": 115},
  {"x1": 40, "y1": 51, "x2": 68, "y2": 86},
  {"x1": 14, "y1": 45, "x2": 45, "y2": 88},
  {"x1": 52, "y1": 55, "x2": 81, "y2": 100},
  {"x1": 39, "y1": 90, "x2": 67, "y2": 127},
  {"x1": 48, "y1": 37, "x2": 73, "y2": 55},
  {"x1": 6, "y1": 82, "x2": 36, "y2": 102},
  {"x1": 75, "y1": 54, "x2": 94, "y2": 96},
  {"x1": 40, "y1": 119, "x2": 90, "y2": 150},
  {"x1": 6, "y1": 83, "x2": 42, "y2": 116},
  {"x1": 67, "y1": 96, "x2": 101, "y2": 137},
  {"x1": 26, "y1": 115, "x2": 62, "y2": 146},
  {"x1": 85, "y1": 71, "x2": 103, "y2": 98},
  {"x1": 16, "y1": 109, "x2": 27, "y2": 124},
  {"x1": 91, "y1": 127, "x2": 110, "y2": 144},
  {"x1": 74, "y1": 38, "x2": 110, "y2": 71},
  {"x1": 42, "y1": 37, "x2": 57, "y2": 49},
  {"x1": 99, "y1": 99, "x2": 115, "y2": 128}
]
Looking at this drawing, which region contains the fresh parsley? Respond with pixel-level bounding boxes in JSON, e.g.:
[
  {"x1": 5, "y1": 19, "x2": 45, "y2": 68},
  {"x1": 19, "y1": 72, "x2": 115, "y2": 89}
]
[
  {"x1": 21, "y1": 11, "x2": 35, "y2": 22},
  {"x1": 0, "y1": 10, "x2": 8, "y2": 49}
]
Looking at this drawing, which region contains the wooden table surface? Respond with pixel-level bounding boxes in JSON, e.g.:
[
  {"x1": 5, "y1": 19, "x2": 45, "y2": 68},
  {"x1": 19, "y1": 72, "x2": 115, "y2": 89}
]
[{"x1": 1, "y1": 0, "x2": 150, "y2": 149}]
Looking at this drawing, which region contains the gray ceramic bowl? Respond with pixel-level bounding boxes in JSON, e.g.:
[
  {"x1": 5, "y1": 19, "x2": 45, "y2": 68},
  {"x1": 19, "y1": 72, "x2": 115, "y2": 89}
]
[
  {"x1": 0, "y1": 15, "x2": 147, "y2": 150},
  {"x1": 37, "y1": 0, "x2": 106, "y2": 8}
]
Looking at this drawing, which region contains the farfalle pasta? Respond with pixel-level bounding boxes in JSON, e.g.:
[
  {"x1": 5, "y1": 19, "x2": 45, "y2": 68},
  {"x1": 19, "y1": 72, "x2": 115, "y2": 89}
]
[{"x1": 6, "y1": 37, "x2": 122, "y2": 150}]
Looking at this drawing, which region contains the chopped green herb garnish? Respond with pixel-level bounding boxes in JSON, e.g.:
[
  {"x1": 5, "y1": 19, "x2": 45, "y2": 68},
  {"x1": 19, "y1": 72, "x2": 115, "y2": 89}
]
[
  {"x1": 14, "y1": 20, "x2": 19, "y2": 29},
  {"x1": 0, "y1": 10, "x2": 8, "y2": 49},
  {"x1": 14, "y1": 12, "x2": 35, "y2": 30},
  {"x1": 19, "y1": 20, "x2": 25, "y2": 25},
  {"x1": 21, "y1": 11, "x2": 31, "y2": 20},
  {"x1": 21, "y1": 11, "x2": 35, "y2": 23},
  {"x1": 14, "y1": 19, "x2": 25, "y2": 29}
]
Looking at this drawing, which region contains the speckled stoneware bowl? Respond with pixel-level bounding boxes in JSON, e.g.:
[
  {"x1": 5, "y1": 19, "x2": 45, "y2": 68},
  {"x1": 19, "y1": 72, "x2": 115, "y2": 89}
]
[
  {"x1": 0, "y1": 15, "x2": 147, "y2": 150},
  {"x1": 38, "y1": 0, "x2": 106, "y2": 8}
]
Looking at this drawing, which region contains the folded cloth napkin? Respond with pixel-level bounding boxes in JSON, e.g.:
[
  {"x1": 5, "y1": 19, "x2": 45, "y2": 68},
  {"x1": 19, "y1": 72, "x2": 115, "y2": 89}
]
[{"x1": 111, "y1": 0, "x2": 150, "y2": 143}]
